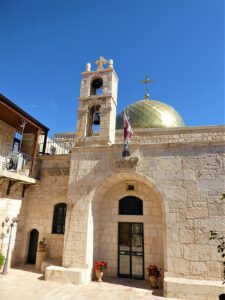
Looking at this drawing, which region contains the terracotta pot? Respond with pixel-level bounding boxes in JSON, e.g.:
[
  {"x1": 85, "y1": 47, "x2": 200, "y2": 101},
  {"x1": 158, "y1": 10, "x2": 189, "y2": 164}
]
[
  {"x1": 149, "y1": 275, "x2": 159, "y2": 289},
  {"x1": 38, "y1": 245, "x2": 46, "y2": 252},
  {"x1": 95, "y1": 270, "x2": 104, "y2": 282},
  {"x1": 219, "y1": 294, "x2": 225, "y2": 300}
]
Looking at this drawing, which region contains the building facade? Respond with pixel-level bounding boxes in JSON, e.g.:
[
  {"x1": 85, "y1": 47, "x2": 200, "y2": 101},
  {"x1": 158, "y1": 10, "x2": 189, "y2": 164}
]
[{"x1": 0, "y1": 58, "x2": 225, "y2": 299}]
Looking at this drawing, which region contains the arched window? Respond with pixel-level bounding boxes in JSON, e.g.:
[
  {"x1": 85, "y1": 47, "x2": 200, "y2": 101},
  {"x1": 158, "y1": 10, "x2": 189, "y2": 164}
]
[
  {"x1": 119, "y1": 196, "x2": 143, "y2": 215},
  {"x1": 51, "y1": 203, "x2": 67, "y2": 234}
]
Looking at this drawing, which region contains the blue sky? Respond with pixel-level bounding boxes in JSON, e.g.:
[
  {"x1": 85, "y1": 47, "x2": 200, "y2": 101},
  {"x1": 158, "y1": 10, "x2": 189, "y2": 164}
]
[{"x1": 0, "y1": 0, "x2": 224, "y2": 135}]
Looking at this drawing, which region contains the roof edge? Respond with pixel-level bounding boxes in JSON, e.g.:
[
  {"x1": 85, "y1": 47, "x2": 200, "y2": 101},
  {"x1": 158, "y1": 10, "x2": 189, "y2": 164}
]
[{"x1": 0, "y1": 93, "x2": 49, "y2": 132}]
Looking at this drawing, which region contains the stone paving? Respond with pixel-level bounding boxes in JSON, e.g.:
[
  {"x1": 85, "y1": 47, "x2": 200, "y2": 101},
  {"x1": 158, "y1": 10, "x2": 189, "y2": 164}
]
[{"x1": 0, "y1": 266, "x2": 181, "y2": 300}]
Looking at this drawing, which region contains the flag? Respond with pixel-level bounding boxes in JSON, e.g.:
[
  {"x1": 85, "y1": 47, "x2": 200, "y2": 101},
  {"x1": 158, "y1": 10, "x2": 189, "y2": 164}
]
[{"x1": 123, "y1": 111, "x2": 133, "y2": 141}]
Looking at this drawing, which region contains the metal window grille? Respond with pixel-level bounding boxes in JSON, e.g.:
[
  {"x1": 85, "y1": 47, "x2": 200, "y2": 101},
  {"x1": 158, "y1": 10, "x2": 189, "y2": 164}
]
[
  {"x1": 52, "y1": 203, "x2": 67, "y2": 234},
  {"x1": 119, "y1": 196, "x2": 143, "y2": 215}
]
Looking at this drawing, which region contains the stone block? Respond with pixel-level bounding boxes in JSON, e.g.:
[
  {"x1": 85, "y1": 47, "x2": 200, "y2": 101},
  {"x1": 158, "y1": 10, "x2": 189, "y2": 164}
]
[
  {"x1": 180, "y1": 229, "x2": 194, "y2": 244},
  {"x1": 190, "y1": 261, "x2": 207, "y2": 275},
  {"x1": 45, "y1": 266, "x2": 91, "y2": 284},
  {"x1": 180, "y1": 207, "x2": 208, "y2": 219},
  {"x1": 183, "y1": 244, "x2": 211, "y2": 261},
  {"x1": 164, "y1": 276, "x2": 225, "y2": 300}
]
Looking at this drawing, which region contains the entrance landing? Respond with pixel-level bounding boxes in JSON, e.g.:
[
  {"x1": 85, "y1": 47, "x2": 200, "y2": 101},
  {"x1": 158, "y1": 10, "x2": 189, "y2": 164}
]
[{"x1": 0, "y1": 267, "x2": 180, "y2": 300}]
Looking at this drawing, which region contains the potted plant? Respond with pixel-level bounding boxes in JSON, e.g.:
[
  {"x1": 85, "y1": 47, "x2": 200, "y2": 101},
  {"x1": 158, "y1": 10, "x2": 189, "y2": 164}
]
[
  {"x1": 209, "y1": 193, "x2": 225, "y2": 300},
  {"x1": 0, "y1": 253, "x2": 5, "y2": 272},
  {"x1": 38, "y1": 238, "x2": 46, "y2": 252},
  {"x1": 147, "y1": 264, "x2": 161, "y2": 288},
  {"x1": 95, "y1": 261, "x2": 108, "y2": 282}
]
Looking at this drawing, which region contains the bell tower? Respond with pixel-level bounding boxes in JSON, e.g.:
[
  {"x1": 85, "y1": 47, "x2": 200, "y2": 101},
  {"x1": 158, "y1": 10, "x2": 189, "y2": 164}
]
[{"x1": 75, "y1": 56, "x2": 118, "y2": 145}]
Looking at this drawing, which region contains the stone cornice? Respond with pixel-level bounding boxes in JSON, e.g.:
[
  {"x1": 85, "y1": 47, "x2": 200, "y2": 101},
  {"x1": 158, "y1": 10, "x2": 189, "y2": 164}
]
[{"x1": 116, "y1": 125, "x2": 225, "y2": 136}]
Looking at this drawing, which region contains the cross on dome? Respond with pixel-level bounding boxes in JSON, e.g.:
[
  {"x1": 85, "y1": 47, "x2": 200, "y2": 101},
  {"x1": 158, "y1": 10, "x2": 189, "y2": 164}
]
[{"x1": 140, "y1": 76, "x2": 154, "y2": 99}]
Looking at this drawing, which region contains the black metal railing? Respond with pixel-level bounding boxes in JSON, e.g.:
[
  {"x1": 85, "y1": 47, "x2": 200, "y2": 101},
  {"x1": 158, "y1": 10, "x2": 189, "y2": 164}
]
[{"x1": 39, "y1": 133, "x2": 76, "y2": 155}]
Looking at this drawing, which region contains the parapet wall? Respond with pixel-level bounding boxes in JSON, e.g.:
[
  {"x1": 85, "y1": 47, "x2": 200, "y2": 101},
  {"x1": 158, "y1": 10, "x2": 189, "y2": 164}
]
[{"x1": 115, "y1": 125, "x2": 225, "y2": 145}]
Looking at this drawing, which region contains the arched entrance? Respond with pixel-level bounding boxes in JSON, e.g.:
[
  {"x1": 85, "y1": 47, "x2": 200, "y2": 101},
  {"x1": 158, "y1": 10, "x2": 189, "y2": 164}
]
[
  {"x1": 92, "y1": 173, "x2": 166, "y2": 280},
  {"x1": 27, "y1": 229, "x2": 39, "y2": 264}
]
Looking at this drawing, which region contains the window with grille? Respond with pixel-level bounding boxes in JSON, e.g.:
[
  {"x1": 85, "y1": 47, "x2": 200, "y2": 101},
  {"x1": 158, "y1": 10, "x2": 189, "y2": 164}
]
[
  {"x1": 51, "y1": 203, "x2": 67, "y2": 234},
  {"x1": 119, "y1": 196, "x2": 143, "y2": 215}
]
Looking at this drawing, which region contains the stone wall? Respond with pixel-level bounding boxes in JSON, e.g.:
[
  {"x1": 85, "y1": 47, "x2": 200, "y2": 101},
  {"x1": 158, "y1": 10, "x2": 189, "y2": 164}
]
[
  {"x1": 13, "y1": 155, "x2": 70, "y2": 265},
  {"x1": 0, "y1": 180, "x2": 23, "y2": 267},
  {"x1": 0, "y1": 197, "x2": 22, "y2": 266},
  {"x1": 0, "y1": 120, "x2": 15, "y2": 156},
  {"x1": 137, "y1": 142, "x2": 225, "y2": 281},
  {"x1": 64, "y1": 125, "x2": 225, "y2": 298}
]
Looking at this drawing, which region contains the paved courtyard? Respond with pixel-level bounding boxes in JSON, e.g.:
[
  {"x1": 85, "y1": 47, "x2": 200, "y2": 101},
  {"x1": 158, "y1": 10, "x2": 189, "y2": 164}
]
[{"x1": 0, "y1": 266, "x2": 181, "y2": 300}]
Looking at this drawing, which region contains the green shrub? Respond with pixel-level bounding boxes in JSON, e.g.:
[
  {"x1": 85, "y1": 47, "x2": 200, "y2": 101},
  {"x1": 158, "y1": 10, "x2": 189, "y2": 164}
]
[
  {"x1": 209, "y1": 193, "x2": 225, "y2": 283},
  {"x1": 0, "y1": 253, "x2": 5, "y2": 267}
]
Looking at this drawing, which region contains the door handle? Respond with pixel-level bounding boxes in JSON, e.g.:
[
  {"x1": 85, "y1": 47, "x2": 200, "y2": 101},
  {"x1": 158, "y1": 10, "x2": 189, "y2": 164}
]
[{"x1": 132, "y1": 252, "x2": 143, "y2": 256}]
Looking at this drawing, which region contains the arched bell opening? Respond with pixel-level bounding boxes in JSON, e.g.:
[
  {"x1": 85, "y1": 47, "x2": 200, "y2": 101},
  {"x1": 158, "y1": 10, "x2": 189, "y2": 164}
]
[
  {"x1": 90, "y1": 77, "x2": 103, "y2": 95},
  {"x1": 86, "y1": 105, "x2": 101, "y2": 137}
]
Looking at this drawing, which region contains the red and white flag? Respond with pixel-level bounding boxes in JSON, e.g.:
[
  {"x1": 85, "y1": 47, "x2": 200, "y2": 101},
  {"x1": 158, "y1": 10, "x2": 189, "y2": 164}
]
[{"x1": 123, "y1": 112, "x2": 133, "y2": 141}]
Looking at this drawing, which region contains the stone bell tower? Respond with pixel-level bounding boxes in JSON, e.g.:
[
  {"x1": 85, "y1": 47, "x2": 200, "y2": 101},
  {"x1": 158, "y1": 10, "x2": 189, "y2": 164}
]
[{"x1": 75, "y1": 56, "x2": 118, "y2": 145}]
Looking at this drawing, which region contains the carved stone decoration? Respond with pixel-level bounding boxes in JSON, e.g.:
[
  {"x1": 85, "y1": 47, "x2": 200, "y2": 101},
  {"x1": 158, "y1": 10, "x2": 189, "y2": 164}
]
[
  {"x1": 86, "y1": 63, "x2": 91, "y2": 72},
  {"x1": 46, "y1": 168, "x2": 70, "y2": 176},
  {"x1": 113, "y1": 157, "x2": 139, "y2": 169},
  {"x1": 108, "y1": 59, "x2": 113, "y2": 68}
]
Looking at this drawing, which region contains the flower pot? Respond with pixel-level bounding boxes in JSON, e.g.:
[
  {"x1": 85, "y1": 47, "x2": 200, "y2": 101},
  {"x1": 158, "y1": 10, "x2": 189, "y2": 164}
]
[
  {"x1": 95, "y1": 270, "x2": 104, "y2": 282},
  {"x1": 219, "y1": 294, "x2": 225, "y2": 300},
  {"x1": 149, "y1": 275, "x2": 159, "y2": 289},
  {"x1": 38, "y1": 245, "x2": 46, "y2": 252}
]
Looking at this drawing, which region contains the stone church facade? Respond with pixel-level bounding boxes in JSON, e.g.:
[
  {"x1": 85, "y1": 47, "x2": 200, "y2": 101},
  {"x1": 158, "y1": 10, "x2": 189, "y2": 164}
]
[{"x1": 0, "y1": 58, "x2": 225, "y2": 299}]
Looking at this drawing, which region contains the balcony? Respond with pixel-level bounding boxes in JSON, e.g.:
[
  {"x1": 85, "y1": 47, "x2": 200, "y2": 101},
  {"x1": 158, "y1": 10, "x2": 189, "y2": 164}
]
[{"x1": 0, "y1": 143, "x2": 41, "y2": 196}]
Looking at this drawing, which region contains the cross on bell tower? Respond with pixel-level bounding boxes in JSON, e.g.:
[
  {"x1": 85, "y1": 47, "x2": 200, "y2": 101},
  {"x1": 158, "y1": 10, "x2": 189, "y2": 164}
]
[
  {"x1": 95, "y1": 56, "x2": 107, "y2": 70},
  {"x1": 75, "y1": 56, "x2": 118, "y2": 145}
]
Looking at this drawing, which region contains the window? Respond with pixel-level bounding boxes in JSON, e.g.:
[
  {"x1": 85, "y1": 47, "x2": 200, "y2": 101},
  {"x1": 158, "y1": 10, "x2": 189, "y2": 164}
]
[
  {"x1": 127, "y1": 184, "x2": 135, "y2": 191},
  {"x1": 119, "y1": 196, "x2": 143, "y2": 215},
  {"x1": 52, "y1": 203, "x2": 67, "y2": 234},
  {"x1": 12, "y1": 132, "x2": 22, "y2": 152},
  {"x1": 125, "y1": 181, "x2": 137, "y2": 192}
]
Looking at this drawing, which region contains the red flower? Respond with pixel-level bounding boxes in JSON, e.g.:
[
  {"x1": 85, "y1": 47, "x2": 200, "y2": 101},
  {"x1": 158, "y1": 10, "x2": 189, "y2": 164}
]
[
  {"x1": 147, "y1": 264, "x2": 161, "y2": 277},
  {"x1": 95, "y1": 261, "x2": 108, "y2": 272}
]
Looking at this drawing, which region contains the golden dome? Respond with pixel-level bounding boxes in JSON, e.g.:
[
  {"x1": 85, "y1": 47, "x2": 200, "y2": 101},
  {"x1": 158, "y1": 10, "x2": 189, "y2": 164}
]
[{"x1": 116, "y1": 99, "x2": 185, "y2": 129}]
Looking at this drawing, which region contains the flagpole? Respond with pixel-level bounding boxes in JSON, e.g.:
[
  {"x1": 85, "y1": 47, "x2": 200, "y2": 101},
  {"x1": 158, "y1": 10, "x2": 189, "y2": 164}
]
[
  {"x1": 122, "y1": 111, "x2": 133, "y2": 158},
  {"x1": 122, "y1": 140, "x2": 130, "y2": 157}
]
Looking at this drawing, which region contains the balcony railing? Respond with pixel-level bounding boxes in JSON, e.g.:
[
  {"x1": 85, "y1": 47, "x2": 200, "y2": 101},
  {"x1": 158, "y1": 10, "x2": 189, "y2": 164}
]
[
  {"x1": 0, "y1": 143, "x2": 41, "y2": 180},
  {"x1": 39, "y1": 133, "x2": 76, "y2": 155}
]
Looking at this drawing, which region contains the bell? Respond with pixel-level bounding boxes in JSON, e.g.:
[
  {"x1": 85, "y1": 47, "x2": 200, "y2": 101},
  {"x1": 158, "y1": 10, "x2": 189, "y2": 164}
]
[{"x1": 93, "y1": 112, "x2": 100, "y2": 125}]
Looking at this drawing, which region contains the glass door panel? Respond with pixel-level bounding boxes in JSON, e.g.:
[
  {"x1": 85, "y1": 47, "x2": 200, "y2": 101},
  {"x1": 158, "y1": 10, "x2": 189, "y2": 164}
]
[
  {"x1": 132, "y1": 255, "x2": 143, "y2": 277},
  {"x1": 118, "y1": 222, "x2": 144, "y2": 279},
  {"x1": 119, "y1": 254, "x2": 130, "y2": 275},
  {"x1": 118, "y1": 223, "x2": 130, "y2": 276}
]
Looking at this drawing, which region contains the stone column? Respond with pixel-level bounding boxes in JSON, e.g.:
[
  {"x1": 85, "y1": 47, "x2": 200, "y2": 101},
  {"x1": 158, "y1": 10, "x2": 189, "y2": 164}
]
[{"x1": 62, "y1": 195, "x2": 92, "y2": 269}]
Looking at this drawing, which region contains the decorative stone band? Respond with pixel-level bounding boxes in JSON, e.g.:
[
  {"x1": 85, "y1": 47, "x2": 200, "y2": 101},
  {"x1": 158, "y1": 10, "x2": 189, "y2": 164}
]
[
  {"x1": 112, "y1": 157, "x2": 139, "y2": 169},
  {"x1": 46, "y1": 167, "x2": 70, "y2": 176}
]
